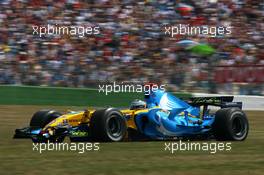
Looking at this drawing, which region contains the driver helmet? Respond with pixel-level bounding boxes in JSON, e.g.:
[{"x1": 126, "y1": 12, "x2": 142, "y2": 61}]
[{"x1": 130, "y1": 99, "x2": 146, "y2": 110}]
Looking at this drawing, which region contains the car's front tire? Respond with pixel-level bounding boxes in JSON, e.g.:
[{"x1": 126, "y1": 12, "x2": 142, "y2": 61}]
[
  {"x1": 30, "y1": 110, "x2": 61, "y2": 128},
  {"x1": 30, "y1": 110, "x2": 64, "y2": 143},
  {"x1": 90, "y1": 108, "x2": 127, "y2": 142},
  {"x1": 213, "y1": 108, "x2": 249, "y2": 141}
]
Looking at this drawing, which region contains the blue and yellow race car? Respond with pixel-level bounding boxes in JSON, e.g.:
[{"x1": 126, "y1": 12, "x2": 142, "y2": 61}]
[{"x1": 14, "y1": 88, "x2": 249, "y2": 142}]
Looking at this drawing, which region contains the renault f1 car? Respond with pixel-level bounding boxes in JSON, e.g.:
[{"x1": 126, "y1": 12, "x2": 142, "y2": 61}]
[{"x1": 14, "y1": 89, "x2": 249, "y2": 142}]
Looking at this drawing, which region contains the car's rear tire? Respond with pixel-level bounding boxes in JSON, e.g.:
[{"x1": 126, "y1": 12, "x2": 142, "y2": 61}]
[
  {"x1": 90, "y1": 108, "x2": 127, "y2": 142},
  {"x1": 213, "y1": 108, "x2": 249, "y2": 141},
  {"x1": 30, "y1": 110, "x2": 61, "y2": 128}
]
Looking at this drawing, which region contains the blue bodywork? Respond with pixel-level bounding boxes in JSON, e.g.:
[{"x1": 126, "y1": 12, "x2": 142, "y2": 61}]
[
  {"x1": 135, "y1": 89, "x2": 215, "y2": 139},
  {"x1": 14, "y1": 89, "x2": 218, "y2": 141}
]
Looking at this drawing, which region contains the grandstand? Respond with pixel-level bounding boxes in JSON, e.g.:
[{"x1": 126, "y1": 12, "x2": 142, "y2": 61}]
[{"x1": 0, "y1": 0, "x2": 263, "y2": 95}]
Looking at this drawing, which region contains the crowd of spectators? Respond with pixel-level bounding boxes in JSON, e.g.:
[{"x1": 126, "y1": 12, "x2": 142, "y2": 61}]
[{"x1": 0, "y1": 0, "x2": 263, "y2": 95}]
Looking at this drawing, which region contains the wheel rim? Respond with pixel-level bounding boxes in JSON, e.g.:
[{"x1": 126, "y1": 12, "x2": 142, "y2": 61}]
[
  {"x1": 232, "y1": 116, "x2": 246, "y2": 138},
  {"x1": 107, "y1": 115, "x2": 123, "y2": 139}
]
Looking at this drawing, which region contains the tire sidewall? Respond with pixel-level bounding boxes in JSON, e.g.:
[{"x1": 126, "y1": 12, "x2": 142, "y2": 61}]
[
  {"x1": 226, "y1": 109, "x2": 249, "y2": 141},
  {"x1": 90, "y1": 108, "x2": 127, "y2": 142},
  {"x1": 213, "y1": 108, "x2": 249, "y2": 141},
  {"x1": 104, "y1": 110, "x2": 127, "y2": 141}
]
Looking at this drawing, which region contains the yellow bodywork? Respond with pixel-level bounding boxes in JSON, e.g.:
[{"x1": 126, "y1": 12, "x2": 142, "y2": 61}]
[
  {"x1": 43, "y1": 107, "x2": 198, "y2": 131},
  {"x1": 43, "y1": 108, "x2": 149, "y2": 131}
]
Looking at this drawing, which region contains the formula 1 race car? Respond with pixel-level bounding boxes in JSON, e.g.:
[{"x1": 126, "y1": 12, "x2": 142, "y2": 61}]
[{"x1": 14, "y1": 88, "x2": 249, "y2": 142}]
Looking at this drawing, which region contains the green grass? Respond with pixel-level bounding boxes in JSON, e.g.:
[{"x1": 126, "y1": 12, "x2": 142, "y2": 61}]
[
  {"x1": 0, "y1": 105, "x2": 263, "y2": 175},
  {"x1": 0, "y1": 85, "x2": 191, "y2": 107}
]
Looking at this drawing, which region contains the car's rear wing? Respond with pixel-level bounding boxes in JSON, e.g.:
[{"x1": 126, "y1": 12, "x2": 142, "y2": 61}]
[{"x1": 188, "y1": 96, "x2": 242, "y2": 109}]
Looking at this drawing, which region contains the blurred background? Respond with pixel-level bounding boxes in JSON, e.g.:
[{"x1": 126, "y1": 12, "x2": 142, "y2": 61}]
[{"x1": 0, "y1": 0, "x2": 263, "y2": 95}]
